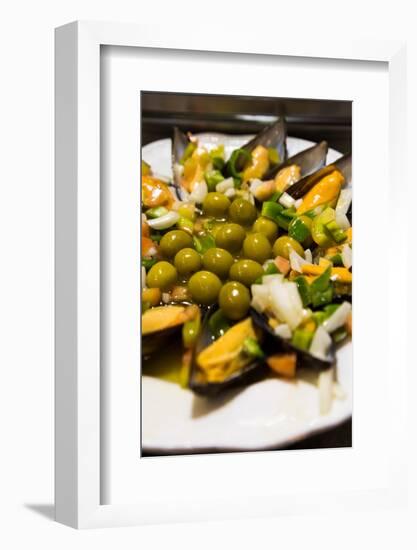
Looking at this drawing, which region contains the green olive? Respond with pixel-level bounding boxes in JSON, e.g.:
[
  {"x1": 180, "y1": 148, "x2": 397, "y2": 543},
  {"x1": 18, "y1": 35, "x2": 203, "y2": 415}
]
[
  {"x1": 219, "y1": 281, "x2": 250, "y2": 320},
  {"x1": 202, "y1": 247, "x2": 234, "y2": 279},
  {"x1": 253, "y1": 216, "x2": 279, "y2": 243},
  {"x1": 228, "y1": 198, "x2": 257, "y2": 225},
  {"x1": 188, "y1": 270, "x2": 222, "y2": 305},
  {"x1": 202, "y1": 192, "x2": 231, "y2": 218},
  {"x1": 146, "y1": 261, "x2": 177, "y2": 290},
  {"x1": 242, "y1": 233, "x2": 272, "y2": 264},
  {"x1": 214, "y1": 223, "x2": 246, "y2": 252},
  {"x1": 174, "y1": 248, "x2": 201, "y2": 275},
  {"x1": 160, "y1": 230, "x2": 193, "y2": 258},
  {"x1": 272, "y1": 236, "x2": 305, "y2": 259},
  {"x1": 229, "y1": 259, "x2": 264, "y2": 287}
]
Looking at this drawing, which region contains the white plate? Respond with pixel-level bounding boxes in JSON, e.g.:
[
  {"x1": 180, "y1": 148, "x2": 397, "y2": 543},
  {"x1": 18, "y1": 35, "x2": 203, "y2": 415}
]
[{"x1": 142, "y1": 134, "x2": 352, "y2": 453}]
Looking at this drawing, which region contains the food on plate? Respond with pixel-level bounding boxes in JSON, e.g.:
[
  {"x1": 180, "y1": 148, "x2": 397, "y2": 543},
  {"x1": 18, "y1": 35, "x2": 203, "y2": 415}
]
[{"x1": 141, "y1": 118, "x2": 352, "y2": 413}]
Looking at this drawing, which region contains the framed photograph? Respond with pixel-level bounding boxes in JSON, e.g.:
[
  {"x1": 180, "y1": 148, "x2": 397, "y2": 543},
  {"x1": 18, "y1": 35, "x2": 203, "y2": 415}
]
[{"x1": 55, "y1": 21, "x2": 407, "y2": 528}]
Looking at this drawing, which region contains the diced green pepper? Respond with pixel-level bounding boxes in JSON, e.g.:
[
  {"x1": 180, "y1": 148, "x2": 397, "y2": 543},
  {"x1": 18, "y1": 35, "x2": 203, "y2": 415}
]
[
  {"x1": 212, "y1": 157, "x2": 225, "y2": 171},
  {"x1": 261, "y1": 201, "x2": 292, "y2": 230},
  {"x1": 177, "y1": 216, "x2": 194, "y2": 234},
  {"x1": 291, "y1": 328, "x2": 314, "y2": 351},
  {"x1": 204, "y1": 169, "x2": 225, "y2": 191},
  {"x1": 243, "y1": 337, "x2": 265, "y2": 358},
  {"x1": 310, "y1": 265, "x2": 332, "y2": 292},
  {"x1": 288, "y1": 216, "x2": 313, "y2": 244},
  {"x1": 193, "y1": 233, "x2": 216, "y2": 254},
  {"x1": 329, "y1": 253, "x2": 344, "y2": 266},
  {"x1": 310, "y1": 266, "x2": 334, "y2": 308},
  {"x1": 141, "y1": 258, "x2": 158, "y2": 271},
  {"x1": 311, "y1": 287, "x2": 333, "y2": 308},
  {"x1": 323, "y1": 304, "x2": 340, "y2": 316},
  {"x1": 150, "y1": 232, "x2": 163, "y2": 243},
  {"x1": 311, "y1": 207, "x2": 336, "y2": 246},
  {"x1": 146, "y1": 206, "x2": 169, "y2": 219},
  {"x1": 324, "y1": 219, "x2": 347, "y2": 244},
  {"x1": 226, "y1": 148, "x2": 252, "y2": 182},
  {"x1": 262, "y1": 201, "x2": 283, "y2": 219},
  {"x1": 270, "y1": 191, "x2": 283, "y2": 202},
  {"x1": 313, "y1": 310, "x2": 327, "y2": 325},
  {"x1": 263, "y1": 262, "x2": 279, "y2": 276},
  {"x1": 295, "y1": 276, "x2": 311, "y2": 307}
]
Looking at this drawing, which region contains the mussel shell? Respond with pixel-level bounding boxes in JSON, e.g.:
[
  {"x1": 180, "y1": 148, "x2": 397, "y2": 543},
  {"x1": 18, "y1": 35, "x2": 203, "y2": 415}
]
[
  {"x1": 263, "y1": 140, "x2": 328, "y2": 181},
  {"x1": 142, "y1": 324, "x2": 183, "y2": 357},
  {"x1": 235, "y1": 117, "x2": 288, "y2": 171},
  {"x1": 250, "y1": 308, "x2": 335, "y2": 371},
  {"x1": 188, "y1": 307, "x2": 268, "y2": 397},
  {"x1": 287, "y1": 152, "x2": 352, "y2": 200}
]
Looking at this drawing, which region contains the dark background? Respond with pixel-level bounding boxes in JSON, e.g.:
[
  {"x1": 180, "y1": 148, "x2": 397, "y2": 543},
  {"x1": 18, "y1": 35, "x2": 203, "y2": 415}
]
[
  {"x1": 141, "y1": 91, "x2": 352, "y2": 154},
  {"x1": 141, "y1": 91, "x2": 352, "y2": 455}
]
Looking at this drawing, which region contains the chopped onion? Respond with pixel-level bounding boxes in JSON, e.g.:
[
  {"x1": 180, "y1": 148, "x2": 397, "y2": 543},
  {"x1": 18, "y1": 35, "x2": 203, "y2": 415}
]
[
  {"x1": 216, "y1": 177, "x2": 233, "y2": 193},
  {"x1": 274, "y1": 324, "x2": 292, "y2": 339},
  {"x1": 323, "y1": 301, "x2": 351, "y2": 334},
  {"x1": 294, "y1": 198, "x2": 303, "y2": 209},
  {"x1": 224, "y1": 188, "x2": 236, "y2": 199},
  {"x1": 262, "y1": 274, "x2": 284, "y2": 285},
  {"x1": 318, "y1": 367, "x2": 334, "y2": 415},
  {"x1": 304, "y1": 249, "x2": 313, "y2": 264},
  {"x1": 335, "y1": 210, "x2": 351, "y2": 230},
  {"x1": 250, "y1": 284, "x2": 270, "y2": 313},
  {"x1": 268, "y1": 279, "x2": 304, "y2": 330},
  {"x1": 278, "y1": 192, "x2": 296, "y2": 208},
  {"x1": 147, "y1": 211, "x2": 179, "y2": 230},
  {"x1": 189, "y1": 181, "x2": 208, "y2": 204},
  {"x1": 162, "y1": 292, "x2": 171, "y2": 304},
  {"x1": 289, "y1": 250, "x2": 309, "y2": 273},
  {"x1": 310, "y1": 325, "x2": 332, "y2": 360},
  {"x1": 341, "y1": 244, "x2": 352, "y2": 269},
  {"x1": 336, "y1": 188, "x2": 352, "y2": 215}
]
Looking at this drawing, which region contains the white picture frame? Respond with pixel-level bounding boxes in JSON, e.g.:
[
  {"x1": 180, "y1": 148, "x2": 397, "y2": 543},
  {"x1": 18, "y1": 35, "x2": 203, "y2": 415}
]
[{"x1": 55, "y1": 20, "x2": 407, "y2": 528}]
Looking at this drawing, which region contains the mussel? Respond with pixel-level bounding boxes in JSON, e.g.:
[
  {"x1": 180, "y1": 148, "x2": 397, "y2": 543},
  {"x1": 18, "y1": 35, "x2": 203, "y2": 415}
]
[
  {"x1": 263, "y1": 140, "x2": 328, "y2": 182},
  {"x1": 188, "y1": 307, "x2": 268, "y2": 396},
  {"x1": 142, "y1": 304, "x2": 195, "y2": 357},
  {"x1": 250, "y1": 308, "x2": 335, "y2": 372},
  {"x1": 171, "y1": 118, "x2": 288, "y2": 195},
  {"x1": 234, "y1": 117, "x2": 287, "y2": 172},
  {"x1": 287, "y1": 153, "x2": 351, "y2": 200}
]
